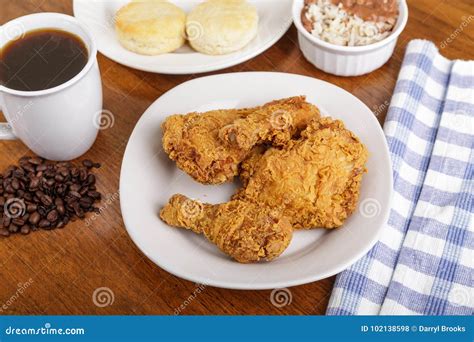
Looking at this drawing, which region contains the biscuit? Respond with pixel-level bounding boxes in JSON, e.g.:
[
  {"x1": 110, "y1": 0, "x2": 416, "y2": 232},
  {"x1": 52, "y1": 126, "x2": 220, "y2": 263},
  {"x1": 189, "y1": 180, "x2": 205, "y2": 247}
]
[
  {"x1": 115, "y1": 1, "x2": 186, "y2": 55},
  {"x1": 186, "y1": 0, "x2": 259, "y2": 55}
]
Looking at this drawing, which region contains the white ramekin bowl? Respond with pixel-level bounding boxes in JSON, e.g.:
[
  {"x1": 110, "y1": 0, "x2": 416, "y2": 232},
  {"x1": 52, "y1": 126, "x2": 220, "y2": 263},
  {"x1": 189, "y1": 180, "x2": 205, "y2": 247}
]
[{"x1": 293, "y1": 0, "x2": 408, "y2": 76}]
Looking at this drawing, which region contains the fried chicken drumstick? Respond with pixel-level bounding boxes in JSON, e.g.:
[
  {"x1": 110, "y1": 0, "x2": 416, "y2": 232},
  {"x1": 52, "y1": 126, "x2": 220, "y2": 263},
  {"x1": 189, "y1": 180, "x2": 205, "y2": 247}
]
[
  {"x1": 160, "y1": 194, "x2": 292, "y2": 263},
  {"x1": 161, "y1": 96, "x2": 319, "y2": 184},
  {"x1": 234, "y1": 117, "x2": 369, "y2": 229}
]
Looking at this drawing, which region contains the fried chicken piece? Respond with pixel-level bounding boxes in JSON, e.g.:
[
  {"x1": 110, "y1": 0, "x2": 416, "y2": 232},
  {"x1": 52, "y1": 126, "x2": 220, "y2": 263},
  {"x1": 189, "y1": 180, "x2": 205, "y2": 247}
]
[
  {"x1": 160, "y1": 194, "x2": 292, "y2": 263},
  {"x1": 161, "y1": 97, "x2": 319, "y2": 184},
  {"x1": 219, "y1": 96, "x2": 320, "y2": 150},
  {"x1": 162, "y1": 107, "x2": 251, "y2": 184},
  {"x1": 234, "y1": 117, "x2": 369, "y2": 229}
]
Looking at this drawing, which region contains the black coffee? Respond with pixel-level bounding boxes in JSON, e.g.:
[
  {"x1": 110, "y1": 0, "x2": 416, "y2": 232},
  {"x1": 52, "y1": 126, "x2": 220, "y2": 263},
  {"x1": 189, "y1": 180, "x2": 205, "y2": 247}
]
[{"x1": 0, "y1": 28, "x2": 88, "y2": 91}]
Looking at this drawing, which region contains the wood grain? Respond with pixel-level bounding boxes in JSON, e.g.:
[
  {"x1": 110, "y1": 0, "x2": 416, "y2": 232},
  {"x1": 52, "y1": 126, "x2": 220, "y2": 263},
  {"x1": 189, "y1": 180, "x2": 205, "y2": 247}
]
[{"x1": 0, "y1": 0, "x2": 472, "y2": 315}]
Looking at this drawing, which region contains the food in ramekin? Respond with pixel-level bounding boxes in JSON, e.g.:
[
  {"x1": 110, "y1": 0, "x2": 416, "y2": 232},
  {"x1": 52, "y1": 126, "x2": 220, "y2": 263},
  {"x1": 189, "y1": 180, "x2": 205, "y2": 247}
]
[{"x1": 301, "y1": 0, "x2": 399, "y2": 46}]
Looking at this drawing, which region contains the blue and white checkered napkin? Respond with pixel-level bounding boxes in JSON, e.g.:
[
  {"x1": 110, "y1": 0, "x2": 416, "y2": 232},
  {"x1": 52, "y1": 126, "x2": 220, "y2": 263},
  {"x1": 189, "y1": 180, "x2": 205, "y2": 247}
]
[{"x1": 327, "y1": 39, "x2": 473, "y2": 315}]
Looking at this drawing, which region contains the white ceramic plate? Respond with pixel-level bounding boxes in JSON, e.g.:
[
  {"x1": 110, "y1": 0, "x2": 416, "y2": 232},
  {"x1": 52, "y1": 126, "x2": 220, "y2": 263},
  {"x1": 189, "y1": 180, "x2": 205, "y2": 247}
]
[
  {"x1": 120, "y1": 72, "x2": 393, "y2": 290},
  {"x1": 73, "y1": 0, "x2": 292, "y2": 74}
]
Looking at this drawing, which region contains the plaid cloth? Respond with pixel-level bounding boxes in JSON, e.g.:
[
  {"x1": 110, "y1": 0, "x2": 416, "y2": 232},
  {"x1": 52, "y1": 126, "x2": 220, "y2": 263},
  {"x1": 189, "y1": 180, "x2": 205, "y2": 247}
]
[{"x1": 327, "y1": 39, "x2": 473, "y2": 315}]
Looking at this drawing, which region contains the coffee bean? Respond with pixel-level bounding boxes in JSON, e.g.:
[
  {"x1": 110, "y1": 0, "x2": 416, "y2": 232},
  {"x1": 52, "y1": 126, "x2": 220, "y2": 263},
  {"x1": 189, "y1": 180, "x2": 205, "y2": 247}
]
[
  {"x1": 37, "y1": 206, "x2": 47, "y2": 217},
  {"x1": 28, "y1": 157, "x2": 43, "y2": 165},
  {"x1": 29, "y1": 212, "x2": 40, "y2": 226},
  {"x1": 79, "y1": 168, "x2": 87, "y2": 181},
  {"x1": 44, "y1": 169, "x2": 55, "y2": 178},
  {"x1": 66, "y1": 197, "x2": 77, "y2": 207},
  {"x1": 22, "y1": 163, "x2": 35, "y2": 173},
  {"x1": 86, "y1": 174, "x2": 96, "y2": 185},
  {"x1": 3, "y1": 216, "x2": 11, "y2": 228},
  {"x1": 72, "y1": 202, "x2": 84, "y2": 218},
  {"x1": 12, "y1": 218, "x2": 25, "y2": 226},
  {"x1": 29, "y1": 177, "x2": 40, "y2": 190},
  {"x1": 87, "y1": 191, "x2": 101, "y2": 200},
  {"x1": 13, "y1": 168, "x2": 24, "y2": 177},
  {"x1": 59, "y1": 168, "x2": 69, "y2": 178},
  {"x1": 9, "y1": 224, "x2": 19, "y2": 233},
  {"x1": 40, "y1": 195, "x2": 53, "y2": 206},
  {"x1": 82, "y1": 159, "x2": 93, "y2": 168},
  {"x1": 27, "y1": 203, "x2": 37, "y2": 213},
  {"x1": 56, "y1": 204, "x2": 65, "y2": 216},
  {"x1": 38, "y1": 219, "x2": 51, "y2": 229},
  {"x1": 79, "y1": 197, "x2": 93, "y2": 209},
  {"x1": 69, "y1": 191, "x2": 81, "y2": 199},
  {"x1": 46, "y1": 209, "x2": 58, "y2": 222},
  {"x1": 54, "y1": 174, "x2": 64, "y2": 183},
  {"x1": 5, "y1": 167, "x2": 14, "y2": 177},
  {"x1": 0, "y1": 157, "x2": 102, "y2": 237},
  {"x1": 20, "y1": 225, "x2": 30, "y2": 235},
  {"x1": 11, "y1": 178, "x2": 20, "y2": 190}
]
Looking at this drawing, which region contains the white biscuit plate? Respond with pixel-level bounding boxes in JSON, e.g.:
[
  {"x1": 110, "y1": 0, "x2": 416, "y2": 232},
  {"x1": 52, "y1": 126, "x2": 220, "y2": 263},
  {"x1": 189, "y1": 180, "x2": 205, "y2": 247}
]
[
  {"x1": 120, "y1": 72, "x2": 393, "y2": 290},
  {"x1": 73, "y1": 0, "x2": 293, "y2": 74}
]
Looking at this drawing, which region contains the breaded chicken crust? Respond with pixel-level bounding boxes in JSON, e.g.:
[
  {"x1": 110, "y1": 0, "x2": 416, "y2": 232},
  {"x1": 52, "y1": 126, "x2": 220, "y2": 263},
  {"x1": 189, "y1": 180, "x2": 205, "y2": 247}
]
[
  {"x1": 161, "y1": 96, "x2": 320, "y2": 184},
  {"x1": 234, "y1": 117, "x2": 369, "y2": 229},
  {"x1": 160, "y1": 194, "x2": 292, "y2": 263}
]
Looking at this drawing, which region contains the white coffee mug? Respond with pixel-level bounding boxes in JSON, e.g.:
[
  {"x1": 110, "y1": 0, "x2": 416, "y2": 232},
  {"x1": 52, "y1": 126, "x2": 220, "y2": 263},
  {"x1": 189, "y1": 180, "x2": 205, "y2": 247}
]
[{"x1": 0, "y1": 12, "x2": 102, "y2": 161}]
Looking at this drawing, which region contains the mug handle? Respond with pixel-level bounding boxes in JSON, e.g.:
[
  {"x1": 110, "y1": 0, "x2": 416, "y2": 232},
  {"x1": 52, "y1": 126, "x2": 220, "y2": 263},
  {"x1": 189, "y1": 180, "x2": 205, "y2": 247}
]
[{"x1": 0, "y1": 103, "x2": 18, "y2": 140}]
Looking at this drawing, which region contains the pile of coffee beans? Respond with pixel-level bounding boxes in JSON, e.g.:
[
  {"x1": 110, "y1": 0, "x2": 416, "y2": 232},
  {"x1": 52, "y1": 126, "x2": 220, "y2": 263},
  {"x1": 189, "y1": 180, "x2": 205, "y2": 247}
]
[{"x1": 0, "y1": 157, "x2": 102, "y2": 237}]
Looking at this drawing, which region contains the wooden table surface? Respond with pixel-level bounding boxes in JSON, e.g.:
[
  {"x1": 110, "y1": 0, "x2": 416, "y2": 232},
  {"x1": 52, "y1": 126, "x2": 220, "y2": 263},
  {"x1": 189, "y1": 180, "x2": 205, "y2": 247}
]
[{"x1": 1, "y1": 0, "x2": 472, "y2": 315}]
